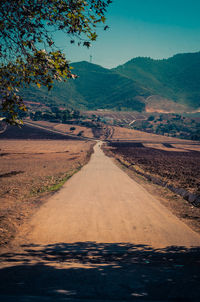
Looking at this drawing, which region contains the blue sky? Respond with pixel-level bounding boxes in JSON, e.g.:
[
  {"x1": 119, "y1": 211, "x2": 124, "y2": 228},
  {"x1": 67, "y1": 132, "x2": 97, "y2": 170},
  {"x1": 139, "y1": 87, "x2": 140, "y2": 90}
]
[{"x1": 55, "y1": 0, "x2": 200, "y2": 68}]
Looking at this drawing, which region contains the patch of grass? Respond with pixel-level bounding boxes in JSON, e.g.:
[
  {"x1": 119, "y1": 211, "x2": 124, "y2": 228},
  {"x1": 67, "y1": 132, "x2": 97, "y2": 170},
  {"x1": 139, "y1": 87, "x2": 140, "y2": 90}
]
[
  {"x1": 46, "y1": 168, "x2": 80, "y2": 192},
  {"x1": 30, "y1": 166, "x2": 82, "y2": 196}
]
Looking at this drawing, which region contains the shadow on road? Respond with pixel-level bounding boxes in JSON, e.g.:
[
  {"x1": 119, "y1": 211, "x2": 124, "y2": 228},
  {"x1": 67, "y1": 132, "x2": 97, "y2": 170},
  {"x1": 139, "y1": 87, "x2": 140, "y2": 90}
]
[{"x1": 0, "y1": 242, "x2": 200, "y2": 301}]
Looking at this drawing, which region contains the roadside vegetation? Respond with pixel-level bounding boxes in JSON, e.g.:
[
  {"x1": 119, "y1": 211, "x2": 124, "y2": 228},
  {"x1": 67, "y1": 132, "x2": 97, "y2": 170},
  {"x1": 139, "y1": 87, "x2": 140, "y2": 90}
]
[{"x1": 133, "y1": 113, "x2": 200, "y2": 141}]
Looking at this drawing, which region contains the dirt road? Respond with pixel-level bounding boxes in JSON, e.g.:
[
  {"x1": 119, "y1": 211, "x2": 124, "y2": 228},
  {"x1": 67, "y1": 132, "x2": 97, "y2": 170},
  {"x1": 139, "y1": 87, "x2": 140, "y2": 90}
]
[
  {"x1": 1, "y1": 142, "x2": 200, "y2": 301},
  {"x1": 16, "y1": 142, "x2": 200, "y2": 247}
]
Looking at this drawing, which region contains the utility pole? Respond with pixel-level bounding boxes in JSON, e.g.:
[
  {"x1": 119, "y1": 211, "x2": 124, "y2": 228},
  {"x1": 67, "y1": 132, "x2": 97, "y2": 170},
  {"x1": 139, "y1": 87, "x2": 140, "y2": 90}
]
[{"x1": 90, "y1": 55, "x2": 92, "y2": 63}]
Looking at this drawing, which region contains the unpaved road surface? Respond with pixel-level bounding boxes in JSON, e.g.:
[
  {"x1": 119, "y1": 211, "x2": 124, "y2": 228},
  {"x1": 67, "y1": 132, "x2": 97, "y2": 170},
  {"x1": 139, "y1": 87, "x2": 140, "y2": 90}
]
[
  {"x1": 0, "y1": 142, "x2": 200, "y2": 301},
  {"x1": 17, "y1": 142, "x2": 200, "y2": 247}
]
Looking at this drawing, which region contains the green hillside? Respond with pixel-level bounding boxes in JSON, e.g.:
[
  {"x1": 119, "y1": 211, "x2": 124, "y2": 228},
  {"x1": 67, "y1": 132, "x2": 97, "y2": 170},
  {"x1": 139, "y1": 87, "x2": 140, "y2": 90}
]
[
  {"x1": 20, "y1": 80, "x2": 86, "y2": 109},
  {"x1": 114, "y1": 52, "x2": 200, "y2": 109},
  {"x1": 21, "y1": 61, "x2": 147, "y2": 111},
  {"x1": 71, "y1": 61, "x2": 147, "y2": 111},
  {"x1": 20, "y1": 52, "x2": 200, "y2": 111}
]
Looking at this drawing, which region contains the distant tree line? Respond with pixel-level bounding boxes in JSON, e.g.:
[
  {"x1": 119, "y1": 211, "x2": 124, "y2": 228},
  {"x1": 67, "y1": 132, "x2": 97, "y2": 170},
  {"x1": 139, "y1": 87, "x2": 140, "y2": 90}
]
[
  {"x1": 133, "y1": 114, "x2": 200, "y2": 141},
  {"x1": 30, "y1": 106, "x2": 81, "y2": 123}
]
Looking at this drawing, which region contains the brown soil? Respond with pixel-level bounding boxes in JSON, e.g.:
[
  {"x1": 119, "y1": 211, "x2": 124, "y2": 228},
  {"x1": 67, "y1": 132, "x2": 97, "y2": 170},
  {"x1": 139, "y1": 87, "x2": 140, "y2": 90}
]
[
  {"x1": 145, "y1": 95, "x2": 188, "y2": 113},
  {"x1": 143, "y1": 143, "x2": 189, "y2": 152},
  {"x1": 0, "y1": 139, "x2": 94, "y2": 246},
  {"x1": 103, "y1": 144, "x2": 200, "y2": 234},
  {"x1": 106, "y1": 142, "x2": 200, "y2": 195},
  {"x1": 111, "y1": 126, "x2": 195, "y2": 143},
  {"x1": 171, "y1": 144, "x2": 200, "y2": 152}
]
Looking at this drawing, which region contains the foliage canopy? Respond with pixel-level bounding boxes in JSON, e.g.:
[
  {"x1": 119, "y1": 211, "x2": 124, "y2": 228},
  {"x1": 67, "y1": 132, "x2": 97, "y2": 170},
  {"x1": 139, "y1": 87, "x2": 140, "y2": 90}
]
[{"x1": 0, "y1": 0, "x2": 111, "y2": 123}]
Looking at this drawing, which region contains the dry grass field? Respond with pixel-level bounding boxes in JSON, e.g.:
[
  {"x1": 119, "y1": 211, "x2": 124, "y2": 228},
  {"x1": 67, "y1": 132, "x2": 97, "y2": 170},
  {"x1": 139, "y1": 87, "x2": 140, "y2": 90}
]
[
  {"x1": 29, "y1": 120, "x2": 94, "y2": 138},
  {"x1": 0, "y1": 139, "x2": 94, "y2": 245},
  {"x1": 54, "y1": 123, "x2": 94, "y2": 138},
  {"x1": 25, "y1": 120, "x2": 115, "y2": 140},
  {"x1": 109, "y1": 126, "x2": 200, "y2": 153},
  {"x1": 111, "y1": 126, "x2": 192, "y2": 143}
]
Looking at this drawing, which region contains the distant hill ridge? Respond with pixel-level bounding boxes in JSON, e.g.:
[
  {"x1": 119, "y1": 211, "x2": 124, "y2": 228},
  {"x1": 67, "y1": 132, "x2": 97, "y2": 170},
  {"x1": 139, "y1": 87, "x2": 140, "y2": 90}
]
[
  {"x1": 20, "y1": 51, "x2": 200, "y2": 112},
  {"x1": 113, "y1": 51, "x2": 200, "y2": 110}
]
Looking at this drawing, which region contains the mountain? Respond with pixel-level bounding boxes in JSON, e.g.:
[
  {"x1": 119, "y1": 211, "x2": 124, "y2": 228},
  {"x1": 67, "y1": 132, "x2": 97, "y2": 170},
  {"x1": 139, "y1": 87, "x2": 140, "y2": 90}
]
[
  {"x1": 70, "y1": 61, "x2": 147, "y2": 111},
  {"x1": 113, "y1": 52, "x2": 200, "y2": 109},
  {"x1": 21, "y1": 61, "x2": 147, "y2": 111},
  {"x1": 20, "y1": 79, "x2": 86, "y2": 109},
  {"x1": 20, "y1": 52, "x2": 200, "y2": 112}
]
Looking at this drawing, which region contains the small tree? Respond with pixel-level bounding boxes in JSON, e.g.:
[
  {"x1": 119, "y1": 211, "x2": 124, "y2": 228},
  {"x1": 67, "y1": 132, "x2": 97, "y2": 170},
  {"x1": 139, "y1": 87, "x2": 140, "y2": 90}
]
[
  {"x1": 77, "y1": 130, "x2": 84, "y2": 136},
  {"x1": 147, "y1": 115, "x2": 155, "y2": 121},
  {"x1": 33, "y1": 110, "x2": 42, "y2": 121},
  {"x1": 62, "y1": 110, "x2": 71, "y2": 123},
  {"x1": 0, "y1": 0, "x2": 111, "y2": 124},
  {"x1": 73, "y1": 110, "x2": 81, "y2": 119}
]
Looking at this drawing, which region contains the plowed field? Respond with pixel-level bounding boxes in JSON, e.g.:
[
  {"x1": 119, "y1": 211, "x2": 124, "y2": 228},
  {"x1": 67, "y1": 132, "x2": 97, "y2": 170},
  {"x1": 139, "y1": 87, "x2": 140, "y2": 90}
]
[{"x1": 108, "y1": 142, "x2": 200, "y2": 195}]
